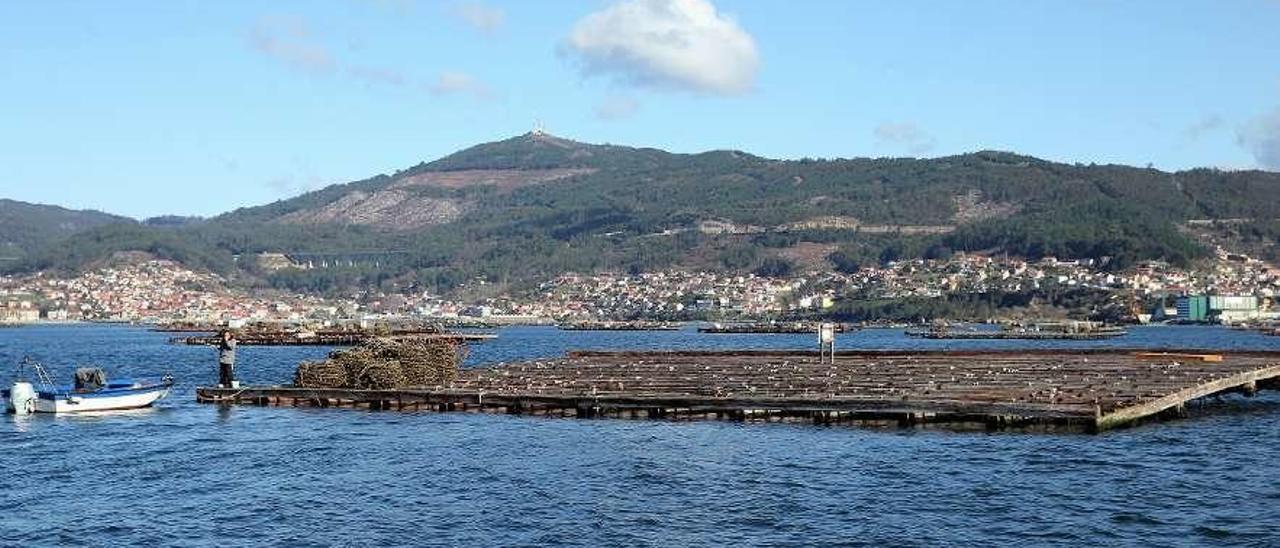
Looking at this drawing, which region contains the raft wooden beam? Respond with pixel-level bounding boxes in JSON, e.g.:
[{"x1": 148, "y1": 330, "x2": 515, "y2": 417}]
[
  {"x1": 1134, "y1": 352, "x2": 1224, "y2": 362},
  {"x1": 196, "y1": 349, "x2": 1280, "y2": 432},
  {"x1": 1094, "y1": 364, "x2": 1280, "y2": 430}
]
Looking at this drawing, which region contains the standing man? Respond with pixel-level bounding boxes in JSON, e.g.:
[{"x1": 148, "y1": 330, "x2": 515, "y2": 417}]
[{"x1": 218, "y1": 330, "x2": 237, "y2": 388}]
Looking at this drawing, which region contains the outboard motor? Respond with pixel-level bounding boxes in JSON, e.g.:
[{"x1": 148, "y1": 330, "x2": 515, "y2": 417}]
[{"x1": 7, "y1": 381, "x2": 36, "y2": 415}]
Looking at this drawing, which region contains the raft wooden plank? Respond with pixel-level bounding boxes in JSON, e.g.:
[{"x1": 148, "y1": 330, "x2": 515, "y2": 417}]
[
  {"x1": 196, "y1": 349, "x2": 1280, "y2": 432},
  {"x1": 1094, "y1": 364, "x2": 1280, "y2": 431}
]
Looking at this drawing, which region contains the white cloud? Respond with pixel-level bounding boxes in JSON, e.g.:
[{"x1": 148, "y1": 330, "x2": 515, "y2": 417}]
[
  {"x1": 595, "y1": 95, "x2": 640, "y2": 120},
  {"x1": 563, "y1": 0, "x2": 759, "y2": 96},
  {"x1": 427, "y1": 71, "x2": 493, "y2": 100},
  {"x1": 249, "y1": 16, "x2": 334, "y2": 72},
  {"x1": 1238, "y1": 108, "x2": 1280, "y2": 171},
  {"x1": 453, "y1": 2, "x2": 505, "y2": 35},
  {"x1": 873, "y1": 122, "x2": 937, "y2": 155}
]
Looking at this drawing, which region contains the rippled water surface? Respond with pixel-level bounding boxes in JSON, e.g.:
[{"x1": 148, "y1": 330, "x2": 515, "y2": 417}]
[{"x1": 3, "y1": 325, "x2": 1280, "y2": 546}]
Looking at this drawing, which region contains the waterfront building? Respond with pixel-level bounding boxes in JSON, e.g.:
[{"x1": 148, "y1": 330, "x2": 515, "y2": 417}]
[{"x1": 1176, "y1": 295, "x2": 1209, "y2": 322}]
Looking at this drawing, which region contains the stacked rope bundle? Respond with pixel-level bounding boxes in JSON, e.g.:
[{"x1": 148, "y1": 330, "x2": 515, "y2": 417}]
[
  {"x1": 293, "y1": 336, "x2": 466, "y2": 389},
  {"x1": 393, "y1": 337, "x2": 466, "y2": 386},
  {"x1": 293, "y1": 359, "x2": 346, "y2": 388}
]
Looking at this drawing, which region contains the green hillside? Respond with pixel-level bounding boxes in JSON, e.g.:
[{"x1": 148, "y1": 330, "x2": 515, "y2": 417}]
[
  {"x1": 9, "y1": 133, "x2": 1280, "y2": 293},
  {"x1": 0, "y1": 199, "x2": 131, "y2": 266}
]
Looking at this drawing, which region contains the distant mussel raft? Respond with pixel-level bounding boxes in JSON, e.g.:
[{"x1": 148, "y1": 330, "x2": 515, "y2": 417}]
[{"x1": 294, "y1": 337, "x2": 466, "y2": 389}]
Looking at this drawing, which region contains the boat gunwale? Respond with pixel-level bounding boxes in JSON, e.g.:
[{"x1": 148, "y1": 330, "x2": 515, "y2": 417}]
[{"x1": 34, "y1": 378, "x2": 174, "y2": 401}]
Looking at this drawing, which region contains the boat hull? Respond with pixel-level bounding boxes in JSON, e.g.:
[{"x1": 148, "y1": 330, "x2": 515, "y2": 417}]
[{"x1": 33, "y1": 384, "x2": 171, "y2": 414}]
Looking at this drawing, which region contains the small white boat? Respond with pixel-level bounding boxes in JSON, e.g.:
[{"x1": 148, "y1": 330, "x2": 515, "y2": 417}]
[{"x1": 4, "y1": 359, "x2": 173, "y2": 415}]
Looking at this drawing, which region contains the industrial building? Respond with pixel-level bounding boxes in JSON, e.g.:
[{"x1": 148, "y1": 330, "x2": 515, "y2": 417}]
[
  {"x1": 1176, "y1": 295, "x2": 1209, "y2": 322},
  {"x1": 1175, "y1": 294, "x2": 1273, "y2": 324}
]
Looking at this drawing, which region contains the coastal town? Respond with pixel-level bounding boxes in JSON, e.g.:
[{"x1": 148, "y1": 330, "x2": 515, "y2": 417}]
[
  {"x1": 2, "y1": 247, "x2": 1278, "y2": 326},
  {"x1": 0, "y1": 260, "x2": 340, "y2": 325}
]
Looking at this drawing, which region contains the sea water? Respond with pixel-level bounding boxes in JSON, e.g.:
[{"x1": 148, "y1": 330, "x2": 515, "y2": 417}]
[{"x1": 2, "y1": 325, "x2": 1279, "y2": 546}]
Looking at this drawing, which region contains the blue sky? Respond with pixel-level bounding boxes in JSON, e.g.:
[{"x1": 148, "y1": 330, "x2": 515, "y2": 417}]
[{"x1": 2, "y1": 0, "x2": 1279, "y2": 219}]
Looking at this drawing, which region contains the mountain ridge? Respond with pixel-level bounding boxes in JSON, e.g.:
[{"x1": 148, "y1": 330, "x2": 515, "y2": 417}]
[
  {"x1": 6, "y1": 133, "x2": 1280, "y2": 294},
  {"x1": 221, "y1": 133, "x2": 1280, "y2": 233},
  {"x1": 0, "y1": 199, "x2": 132, "y2": 264}
]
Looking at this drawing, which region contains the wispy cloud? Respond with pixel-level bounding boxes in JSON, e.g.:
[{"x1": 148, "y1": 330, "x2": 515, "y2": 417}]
[
  {"x1": 873, "y1": 122, "x2": 937, "y2": 155},
  {"x1": 427, "y1": 71, "x2": 494, "y2": 100},
  {"x1": 250, "y1": 15, "x2": 497, "y2": 101},
  {"x1": 1185, "y1": 114, "x2": 1224, "y2": 141},
  {"x1": 249, "y1": 16, "x2": 334, "y2": 72},
  {"x1": 347, "y1": 64, "x2": 408, "y2": 87},
  {"x1": 1238, "y1": 107, "x2": 1280, "y2": 171},
  {"x1": 562, "y1": 0, "x2": 759, "y2": 96},
  {"x1": 266, "y1": 175, "x2": 326, "y2": 196},
  {"x1": 453, "y1": 2, "x2": 505, "y2": 35},
  {"x1": 359, "y1": 0, "x2": 416, "y2": 16},
  {"x1": 595, "y1": 95, "x2": 640, "y2": 120}
]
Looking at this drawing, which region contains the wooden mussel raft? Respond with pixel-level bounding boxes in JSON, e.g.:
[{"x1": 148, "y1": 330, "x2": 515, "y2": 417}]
[
  {"x1": 698, "y1": 322, "x2": 851, "y2": 334},
  {"x1": 197, "y1": 349, "x2": 1280, "y2": 433},
  {"x1": 557, "y1": 321, "x2": 680, "y2": 331},
  {"x1": 173, "y1": 328, "x2": 493, "y2": 346},
  {"x1": 906, "y1": 321, "x2": 1127, "y2": 340}
]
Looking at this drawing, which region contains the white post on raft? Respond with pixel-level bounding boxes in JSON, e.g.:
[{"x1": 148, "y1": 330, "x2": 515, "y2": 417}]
[{"x1": 818, "y1": 323, "x2": 836, "y2": 364}]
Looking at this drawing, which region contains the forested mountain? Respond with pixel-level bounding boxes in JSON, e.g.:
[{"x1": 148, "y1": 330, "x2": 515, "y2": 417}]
[
  {"x1": 7, "y1": 132, "x2": 1280, "y2": 294},
  {"x1": 0, "y1": 199, "x2": 130, "y2": 265}
]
